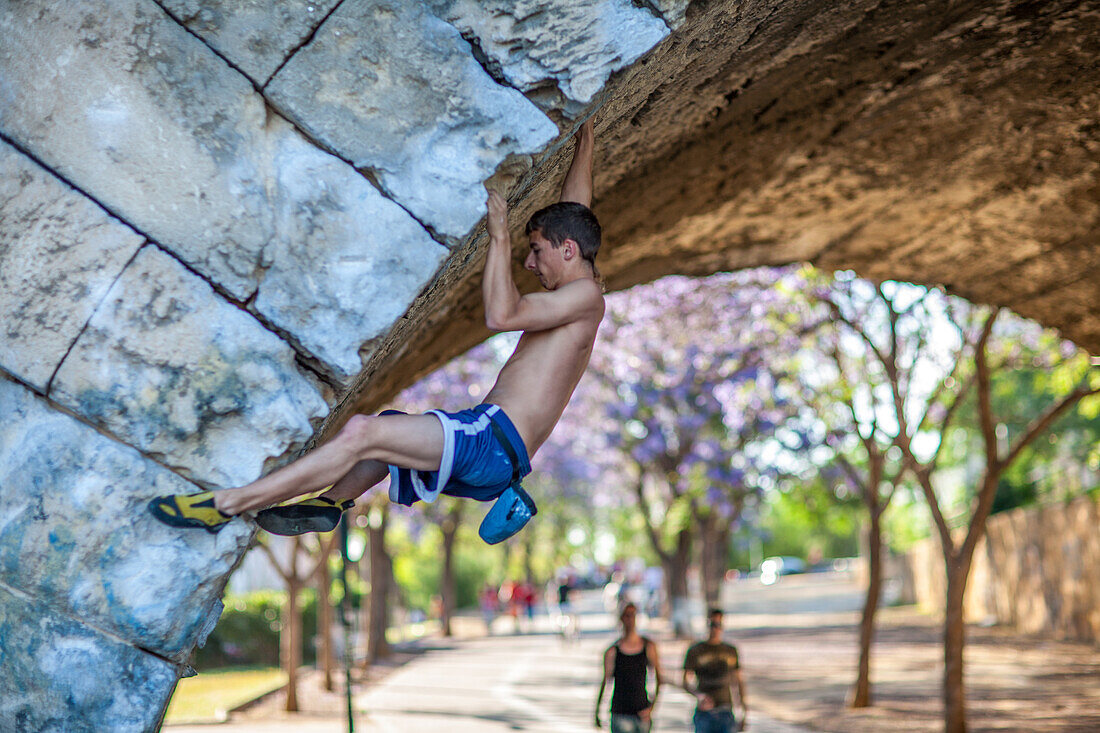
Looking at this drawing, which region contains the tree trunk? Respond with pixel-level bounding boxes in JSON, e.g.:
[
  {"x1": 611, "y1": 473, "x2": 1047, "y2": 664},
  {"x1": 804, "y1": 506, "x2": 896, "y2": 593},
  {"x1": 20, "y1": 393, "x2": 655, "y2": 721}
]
[
  {"x1": 522, "y1": 530, "x2": 535, "y2": 586},
  {"x1": 317, "y1": 551, "x2": 334, "y2": 691},
  {"x1": 942, "y1": 470, "x2": 996, "y2": 733},
  {"x1": 944, "y1": 556, "x2": 971, "y2": 733},
  {"x1": 282, "y1": 575, "x2": 302, "y2": 712},
  {"x1": 850, "y1": 508, "x2": 883, "y2": 708},
  {"x1": 367, "y1": 507, "x2": 392, "y2": 661},
  {"x1": 440, "y1": 504, "x2": 461, "y2": 637},
  {"x1": 698, "y1": 513, "x2": 730, "y2": 608},
  {"x1": 663, "y1": 527, "x2": 693, "y2": 637}
]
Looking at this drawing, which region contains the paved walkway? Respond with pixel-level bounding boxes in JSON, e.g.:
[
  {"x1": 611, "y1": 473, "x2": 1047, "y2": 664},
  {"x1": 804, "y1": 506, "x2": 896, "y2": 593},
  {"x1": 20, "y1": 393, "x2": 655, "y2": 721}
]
[
  {"x1": 167, "y1": 594, "x2": 813, "y2": 733},
  {"x1": 167, "y1": 572, "x2": 1100, "y2": 732}
]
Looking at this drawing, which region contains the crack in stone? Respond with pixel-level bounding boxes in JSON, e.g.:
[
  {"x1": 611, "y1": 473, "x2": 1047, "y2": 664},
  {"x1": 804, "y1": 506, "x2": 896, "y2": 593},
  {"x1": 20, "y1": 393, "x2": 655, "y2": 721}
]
[
  {"x1": 154, "y1": 0, "x2": 456, "y2": 251},
  {"x1": 149, "y1": 0, "x2": 264, "y2": 95},
  {"x1": 152, "y1": 0, "x2": 453, "y2": 255},
  {"x1": 0, "y1": 365, "x2": 231, "y2": 495},
  {"x1": 454, "y1": 27, "x2": 511, "y2": 89},
  {"x1": 44, "y1": 242, "x2": 148, "y2": 397},
  {"x1": 259, "y1": 0, "x2": 348, "y2": 90},
  {"x1": 0, "y1": 578, "x2": 198, "y2": 674},
  {"x1": 0, "y1": 132, "x2": 341, "y2": 433}
]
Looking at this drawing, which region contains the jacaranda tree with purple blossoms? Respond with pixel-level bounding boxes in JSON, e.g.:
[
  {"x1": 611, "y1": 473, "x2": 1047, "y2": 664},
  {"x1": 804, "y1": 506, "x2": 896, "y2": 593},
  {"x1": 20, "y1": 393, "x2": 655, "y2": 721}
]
[{"x1": 589, "y1": 268, "x2": 821, "y2": 632}]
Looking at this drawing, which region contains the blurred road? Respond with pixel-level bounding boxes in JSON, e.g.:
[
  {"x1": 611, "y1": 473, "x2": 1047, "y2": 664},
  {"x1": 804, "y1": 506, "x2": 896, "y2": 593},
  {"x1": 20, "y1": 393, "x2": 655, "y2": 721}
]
[{"x1": 166, "y1": 573, "x2": 862, "y2": 733}]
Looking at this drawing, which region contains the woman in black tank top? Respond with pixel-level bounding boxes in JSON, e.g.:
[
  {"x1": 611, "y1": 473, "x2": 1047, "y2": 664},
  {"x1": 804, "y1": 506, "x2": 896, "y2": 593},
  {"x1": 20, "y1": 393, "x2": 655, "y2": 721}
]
[
  {"x1": 595, "y1": 603, "x2": 664, "y2": 733},
  {"x1": 611, "y1": 639, "x2": 652, "y2": 715}
]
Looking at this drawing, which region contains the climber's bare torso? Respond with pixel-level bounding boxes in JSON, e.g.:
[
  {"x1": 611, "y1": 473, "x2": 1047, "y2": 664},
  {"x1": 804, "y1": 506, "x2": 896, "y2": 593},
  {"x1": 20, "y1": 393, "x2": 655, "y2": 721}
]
[
  {"x1": 481, "y1": 180, "x2": 604, "y2": 457},
  {"x1": 483, "y1": 277, "x2": 604, "y2": 455}
]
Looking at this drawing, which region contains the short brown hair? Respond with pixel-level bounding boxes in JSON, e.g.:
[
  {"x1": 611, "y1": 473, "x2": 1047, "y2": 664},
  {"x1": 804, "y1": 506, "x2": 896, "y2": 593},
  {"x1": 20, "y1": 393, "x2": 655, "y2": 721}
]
[{"x1": 526, "y1": 202, "x2": 601, "y2": 277}]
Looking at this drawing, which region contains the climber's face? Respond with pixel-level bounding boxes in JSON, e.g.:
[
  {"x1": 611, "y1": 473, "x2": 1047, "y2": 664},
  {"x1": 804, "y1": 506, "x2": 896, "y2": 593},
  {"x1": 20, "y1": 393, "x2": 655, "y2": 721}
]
[{"x1": 524, "y1": 228, "x2": 571, "y2": 290}]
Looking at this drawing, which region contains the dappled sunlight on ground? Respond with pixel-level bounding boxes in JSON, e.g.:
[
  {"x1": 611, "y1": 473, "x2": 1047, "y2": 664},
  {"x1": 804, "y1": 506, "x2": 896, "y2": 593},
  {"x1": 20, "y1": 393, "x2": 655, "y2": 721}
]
[
  {"x1": 713, "y1": 584, "x2": 1100, "y2": 733},
  {"x1": 167, "y1": 575, "x2": 1100, "y2": 732}
]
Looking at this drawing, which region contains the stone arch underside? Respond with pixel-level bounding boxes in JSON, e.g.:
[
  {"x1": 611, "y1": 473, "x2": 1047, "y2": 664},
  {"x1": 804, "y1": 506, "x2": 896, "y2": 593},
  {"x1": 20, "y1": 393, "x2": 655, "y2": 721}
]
[{"x1": 0, "y1": 1, "x2": 1097, "y2": 729}]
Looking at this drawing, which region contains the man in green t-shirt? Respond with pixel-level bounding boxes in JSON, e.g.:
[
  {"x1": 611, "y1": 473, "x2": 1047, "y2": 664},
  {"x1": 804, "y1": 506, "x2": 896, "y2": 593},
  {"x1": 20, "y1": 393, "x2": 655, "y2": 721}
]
[{"x1": 682, "y1": 608, "x2": 747, "y2": 732}]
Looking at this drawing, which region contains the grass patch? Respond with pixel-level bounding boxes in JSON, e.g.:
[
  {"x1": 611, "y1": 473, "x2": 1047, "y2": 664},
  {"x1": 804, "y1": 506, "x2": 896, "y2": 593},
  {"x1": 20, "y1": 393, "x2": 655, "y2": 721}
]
[{"x1": 164, "y1": 666, "x2": 286, "y2": 725}]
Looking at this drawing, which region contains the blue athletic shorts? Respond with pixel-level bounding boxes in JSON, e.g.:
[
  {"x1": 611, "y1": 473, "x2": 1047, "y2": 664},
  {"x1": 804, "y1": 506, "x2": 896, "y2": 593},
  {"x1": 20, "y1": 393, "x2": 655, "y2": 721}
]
[{"x1": 385, "y1": 404, "x2": 531, "y2": 506}]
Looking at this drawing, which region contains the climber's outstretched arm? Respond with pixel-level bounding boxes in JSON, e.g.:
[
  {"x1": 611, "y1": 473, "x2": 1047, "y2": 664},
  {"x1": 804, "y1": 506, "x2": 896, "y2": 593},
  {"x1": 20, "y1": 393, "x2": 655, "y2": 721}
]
[{"x1": 559, "y1": 119, "x2": 594, "y2": 207}]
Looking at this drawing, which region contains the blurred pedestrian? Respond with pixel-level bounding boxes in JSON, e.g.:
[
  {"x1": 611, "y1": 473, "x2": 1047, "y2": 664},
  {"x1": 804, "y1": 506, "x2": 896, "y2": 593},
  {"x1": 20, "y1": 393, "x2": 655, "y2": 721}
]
[
  {"x1": 682, "y1": 608, "x2": 747, "y2": 732},
  {"x1": 480, "y1": 583, "x2": 499, "y2": 634},
  {"x1": 595, "y1": 602, "x2": 664, "y2": 732},
  {"x1": 520, "y1": 581, "x2": 537, "y2": 622},
  {"x1": 556, "y1": 573, "x2": 579, "y2": 641}
]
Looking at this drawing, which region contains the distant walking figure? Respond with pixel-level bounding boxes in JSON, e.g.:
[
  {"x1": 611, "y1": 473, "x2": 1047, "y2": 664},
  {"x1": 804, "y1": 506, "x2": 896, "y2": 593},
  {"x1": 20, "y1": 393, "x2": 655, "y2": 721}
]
[
  {"x1": 682, "y1": 608, "x2": 748, "y2": 732},
  {"x1": 595, "y1": 602, "x2": 665, "y2": 733},
  {"x1": 149, "y1": 121, "x2": 603, "y2": 544}
]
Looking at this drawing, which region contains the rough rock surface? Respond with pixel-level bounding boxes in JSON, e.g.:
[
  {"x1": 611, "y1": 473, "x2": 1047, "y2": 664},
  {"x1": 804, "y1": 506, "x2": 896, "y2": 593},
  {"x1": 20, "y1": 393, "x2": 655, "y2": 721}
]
[
  {"x1": 50, "y1": 246, "x2": 327, "y2": 487},
  {"x1": 0, "y1": 583, "x2": 179, "y2": 733},
  {"x1": 1, "y1": 0, "x2": 445, "y2": 378},
  {"x1": 0, "y1": 0, "x2": 271, "y2": 299},
  {"x1": 647, "y1": 0, "x2": 692, "y2": 29},
  {"x1": 159, "y1": 0, "x2": 339, "y2": 85},
  {"x1": 325, "y1": 0, "x2": 1100, "y2": 432},
  {"x1": 907, "y1": 494, "x2": 1100, "y2": 641},
  {"x1": 265, "y1": 0, "x2": 559, "y2": 242},
  {"x1": 0, "y1": 141, "x2": 145, "y2": 391},
  {"x1": 0, "y1": 377, "x2": 251, "y2": 659},
  {"x1": 426, "y1": 0, "x2": 669, "y2": 115},
  {"x1": 248, "y1": 115, "x2": 450, "y2": 377}
]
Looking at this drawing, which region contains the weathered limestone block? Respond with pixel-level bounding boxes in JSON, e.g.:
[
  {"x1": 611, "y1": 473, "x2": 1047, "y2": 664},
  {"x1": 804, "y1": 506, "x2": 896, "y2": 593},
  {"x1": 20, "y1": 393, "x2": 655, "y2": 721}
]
[
  {"x1": 2, "y1": 0, "x2": 440, "y2": 375},
  {"x1": 160, "y1": 0, "x2": 340, "y2": 85},
  {"x1": 425, "y1": 0, "x2": 668, "y2": 116},
  {"x1": 266, "y1": 0, "x2": 558, "y2": 242},
  {"x1": 0, "y1": 377, "x2": 250, "y2": 659},
  {"x1": 50, "y1": 247, "x2": 327, "y2": 488},
  {"x1": 0, "y1": 141, "x2": 144, "y2": 391},
  {"x1": 251, "y1": 118, "x2": 450, "y2": 377},
  {"x1": 0, "y1": 583, "x2": 178, "y2": 733},
  {"x1": 0, "y1": 0, "x2": 270, "y2": 299}
]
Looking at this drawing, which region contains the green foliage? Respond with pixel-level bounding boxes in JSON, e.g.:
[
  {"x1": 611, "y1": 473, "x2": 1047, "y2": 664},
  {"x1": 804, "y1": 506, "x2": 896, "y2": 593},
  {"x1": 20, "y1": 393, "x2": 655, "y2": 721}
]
[
  {"x1": 391, "y1": 528, "x2": 441, "y2": 612},
  {"x1": 390, "y1": 524, "x2": 498, "y2": 613},
  {"x1": 194, "y1": 589, "x2": 317, "y2": 669},
  {"x1": 991, "y1": 475, "x2": 1038, "y2": 515},
  {"x1": 881, "y1": 487, "x2": 932, "y2": 552},
  {"x1": 952, "y1": 329, "x2": 1100, "y2": 513},
  {"x1": 757, "y1": 487, "x2": 860, "y2": 562}
]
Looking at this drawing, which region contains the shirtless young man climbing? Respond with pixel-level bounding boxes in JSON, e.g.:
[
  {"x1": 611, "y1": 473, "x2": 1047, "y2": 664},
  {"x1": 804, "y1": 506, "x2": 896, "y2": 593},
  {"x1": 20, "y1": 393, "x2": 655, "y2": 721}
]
[{"x1": 150, "y1": 120, "x2": 604, "y2": 541}]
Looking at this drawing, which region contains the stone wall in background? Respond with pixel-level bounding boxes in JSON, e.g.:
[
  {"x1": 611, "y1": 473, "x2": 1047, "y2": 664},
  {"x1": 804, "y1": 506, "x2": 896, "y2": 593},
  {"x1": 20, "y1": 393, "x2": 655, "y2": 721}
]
[
  {"x1": 905, "y1": 494, "x2": 1100, "y2": 643},
  {"x1": 0, "y1": 0, "x2": 676, "y2": 729}
]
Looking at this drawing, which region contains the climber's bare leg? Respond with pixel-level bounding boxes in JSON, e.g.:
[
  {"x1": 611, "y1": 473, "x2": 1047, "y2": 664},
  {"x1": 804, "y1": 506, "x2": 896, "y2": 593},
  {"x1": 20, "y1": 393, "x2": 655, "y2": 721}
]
[
  {"x1": 214, "y1": 412, "x2": 444, "y2": 515},
  {"x1": 318, "y1": 458, "x2": 390, "y2": 503}
]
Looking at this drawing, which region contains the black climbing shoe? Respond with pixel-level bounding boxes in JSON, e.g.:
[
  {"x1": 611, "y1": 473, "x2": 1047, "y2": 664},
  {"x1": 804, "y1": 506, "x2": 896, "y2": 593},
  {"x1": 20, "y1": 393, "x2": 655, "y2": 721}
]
[
  {"x1": 254, "y1": 496, "x2": 354, "y2": 536},
  {"x1": 148, "y1": 491, "x2": 233, "y2": 533}
]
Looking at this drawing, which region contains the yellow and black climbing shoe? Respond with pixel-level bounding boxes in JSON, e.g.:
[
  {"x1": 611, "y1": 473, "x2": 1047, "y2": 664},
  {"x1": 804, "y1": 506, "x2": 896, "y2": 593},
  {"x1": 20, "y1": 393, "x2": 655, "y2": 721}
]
[
  {"x1": 148, "y1": 491, "x2": 233, "y2": 533},
  {"x1": 255, "y1": 496, "x2": 354, "y2": 536}
]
